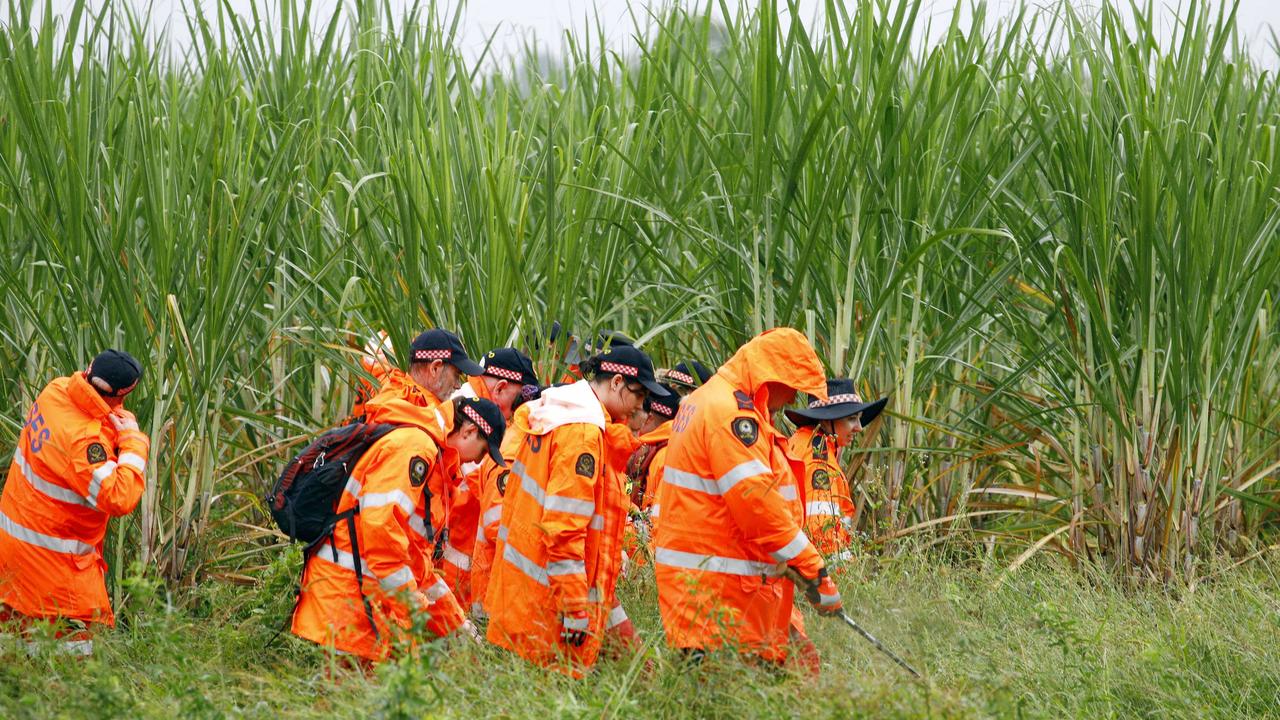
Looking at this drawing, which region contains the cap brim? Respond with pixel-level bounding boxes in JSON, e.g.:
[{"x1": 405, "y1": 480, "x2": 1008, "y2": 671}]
[
  {"x1": 640, "y1": 378, "x2": 671, "y2": 397},
  {"x1": 451, "y1": 357, "x2": 485, "y2": 376},
  {"x1": 785, "y1": 397, "x2": 888, "y2": 426},
  {"x1": 486, "y1": 437, "x2": 506, "y2": 466}
]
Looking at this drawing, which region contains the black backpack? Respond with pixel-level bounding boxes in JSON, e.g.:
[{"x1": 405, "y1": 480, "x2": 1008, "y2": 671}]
[{"x1": 266, "y1": 422, "x2": 412, "y2": 638}]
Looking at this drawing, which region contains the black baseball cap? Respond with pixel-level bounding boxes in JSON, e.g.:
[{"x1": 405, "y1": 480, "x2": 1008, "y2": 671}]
[
  {"x1": 87, "y1": 349, "x2": 143, "y2": 397},
  {"x1": 666, "y1": 360, "x2": 715, "y2": 389},
  {"x1": 645, "y1": 383, "x2": 682, "y2": 419},
  {"x1": 784, "y1": 378, "x2": 888, "y2": 427},
  {"x1": 590, "y1": 345, "x2": 670, "y2": 397},
  {"x1": 410, "y1": 329, "x2": 484, "y2": 375},
  {"x1": 456, "y1": 397, "x2": 507, "y2": 466},
  {"x1": 482, "y1": 348, "x2": 539, "y2": 386}
]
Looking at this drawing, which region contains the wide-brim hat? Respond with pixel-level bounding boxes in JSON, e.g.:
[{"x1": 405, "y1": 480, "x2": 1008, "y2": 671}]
[{"x1": 784, "y1": 378, "x2": 887, "y2": 427}]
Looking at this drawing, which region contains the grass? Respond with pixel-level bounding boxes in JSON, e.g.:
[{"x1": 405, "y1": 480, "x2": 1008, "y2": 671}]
[{"x1": 2, "y1": 550, "x2": 1278, "y2": 719}]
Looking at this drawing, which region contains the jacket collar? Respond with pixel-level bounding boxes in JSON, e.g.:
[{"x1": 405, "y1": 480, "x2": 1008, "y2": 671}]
[
  {"x1": 67, "y1": 372, "x2": 112, "y2": 420},
  {"x1": 519, "y1": 380, "x2": 607, "y2": 436}
]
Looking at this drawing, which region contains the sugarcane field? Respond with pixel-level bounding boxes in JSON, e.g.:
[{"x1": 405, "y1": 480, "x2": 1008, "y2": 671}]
[{"x1": 0, "y1": 0, "x2": 1278, "y2": 716}]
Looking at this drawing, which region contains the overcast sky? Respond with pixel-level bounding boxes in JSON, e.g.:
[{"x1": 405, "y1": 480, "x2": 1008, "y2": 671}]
[{"x1": 11, "y1": 1, "x2": 1280, "y2": 64}]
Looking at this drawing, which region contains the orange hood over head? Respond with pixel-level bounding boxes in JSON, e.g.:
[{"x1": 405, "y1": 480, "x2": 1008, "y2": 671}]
[{"x1": 716, "y1": 327, "x2": 828, "y2": 410}]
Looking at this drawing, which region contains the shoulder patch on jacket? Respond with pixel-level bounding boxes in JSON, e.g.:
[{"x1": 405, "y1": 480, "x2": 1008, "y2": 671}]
[
  {"x1": 811, "y1": 434, "x2": 828, "y2": 460},
  {"x1": 575, "y1": 453, "x2": 597, "y2": 478},
  {"x1": 733, "y1": 390, "x2": 754, "y2": 411},
  {"x1": 732, "y1": 417, "x2": 758, "y2": 447},
  {"x1": 496, "y1": 470, "x2": 510, "y2": 496},
  {"x1": 409, "y1": 456, "x2": 430, "y2": 487},
  {"x1": 87, "y1": 443, "x2": 108, "y2": 464},
  {"x1": 811, "y1": 468, "x2": 831, "y2": 491}
]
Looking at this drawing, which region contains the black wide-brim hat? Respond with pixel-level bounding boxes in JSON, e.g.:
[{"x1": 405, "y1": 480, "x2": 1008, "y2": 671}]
[{"x1": 784, "y1": 378, "x2": 888, "y2": 427}]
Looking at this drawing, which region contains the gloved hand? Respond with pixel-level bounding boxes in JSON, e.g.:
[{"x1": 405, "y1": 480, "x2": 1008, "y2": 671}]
[
  {"x1": 560, "y1": 611, "x2": 590, "y2": 647},
  {"x1": 793, "y1": 566, "x2": 843, "y2": 616},
  {"x1": 108, "y1": 410, "x2": 139, "y2": 433}
]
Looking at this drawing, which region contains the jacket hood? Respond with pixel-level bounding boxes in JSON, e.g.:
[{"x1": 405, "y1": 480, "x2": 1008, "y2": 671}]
[
  {"x1": 516, "y1": 380, "x2": 607, "y2": 436},
  {"x1": 67, "y1": 372, "x2": 113, "y2": 420},
  {"x1": 363, "y1": 367, "x2": 449, "y2": 442},
  {"x1": 716, "y1": 328, "x2": 828, "y2": 410}
]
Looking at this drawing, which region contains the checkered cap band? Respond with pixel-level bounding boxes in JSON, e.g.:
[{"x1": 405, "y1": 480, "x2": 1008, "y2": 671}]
[
  {"x1": 809, "y1": 393, "x2": 861, "y2": 408},
  {"x1": 413, "y1": 349, "x2": 452, "y2": 361},
  {"x1": 599, "y1": 361, "x2": 639, "y2": 377},
  {"x1": 462, "y1": 405, "x2": 492, "y2": 436},
  {"x1": 485, "y1": 365, "x2": 523, "y2": 382},
  {"x1": 650, "y1": 400, "x2": 677, "y2": 417},
  {"x1": 667, "y1": 370, "x2": 695, "y2": 385}
]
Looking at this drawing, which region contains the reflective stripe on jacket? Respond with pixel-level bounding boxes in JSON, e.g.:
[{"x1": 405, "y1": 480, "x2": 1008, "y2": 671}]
[
  {"x1": 654, "y1": 328, "x2": 828, "y2": 662},
  {"x1": 292, "y1": 370, "x2": 464, "y2": 661},
  {"x1": 787, "y1": 426, "x2": 855, "y2": 556},
  {"x1": 0, "y1": 372, "x2": 149, "y2": 625},
  {"x1": 468, "y1": 403, "x2": 530, "y2": 616},
  {"x1": 485, "y1": 381, "x2": 633, "y2": 678}
]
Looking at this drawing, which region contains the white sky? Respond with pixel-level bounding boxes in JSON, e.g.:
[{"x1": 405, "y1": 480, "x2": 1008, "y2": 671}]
[{"x1": 9, "y1": 1, "x2": 1280, "y2": 64}]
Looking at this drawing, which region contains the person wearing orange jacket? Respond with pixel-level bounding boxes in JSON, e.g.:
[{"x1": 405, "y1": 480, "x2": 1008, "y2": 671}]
[
  {"x1": 486, "y1": 345, "x2": 669, "y2": 677},
  {"x1": 291, "y1": 365, "x2": 506, "y2": 662},
  {"x1": 441, "y1": 348, "x2": 539, "y2": 608},
  {"x1": 653, "y1": 328, "x2": 844, "y2": 667},
  {"x1": 661, "y1": 360, "x2": 715, "y2": 398},
  {"x1": 784, "y1": 379, "x2": 887, "y2": 565},
  {"x1": 0, "y1": 350, "x2": 149, "y2": 656},
  {"x1": 350, "y1": 328, "x2": 485, "y2": 422},
  {"x1": 624, "y1": 384, "x2": 680, "y2": 565}
]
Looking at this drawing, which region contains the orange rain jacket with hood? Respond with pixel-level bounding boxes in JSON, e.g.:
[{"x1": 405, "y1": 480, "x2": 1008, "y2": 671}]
[
  {"x1": 485, "y1": 380, "x2": 635, "y2": 678},
  {"x1": 292, "y1": 370, "x2": 466, "y2": 661},
  {"x1": 787, "y1": 426, "x2": 855, "y2": 560},
  {"x1": 653, "y1": 328, "x2": 828, "y2": 662},
  {"x1": 0, "y1": 372, "x2": 149, "y2": 625}
]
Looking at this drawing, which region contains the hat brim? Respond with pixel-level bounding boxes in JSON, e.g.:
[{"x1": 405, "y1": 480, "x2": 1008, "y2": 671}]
[
  {"x1": 486, "y1": 436, "x2": 506, "y2": 467},
  {"x1": 640, "y1": 378, "x2": 671, "y2": 397},
  {"x1": 451, "y1": 357, "x2": 485, "y2": 376},
  {"x1": 785, "y1": 397, "x2": 888, "y2": 426}
]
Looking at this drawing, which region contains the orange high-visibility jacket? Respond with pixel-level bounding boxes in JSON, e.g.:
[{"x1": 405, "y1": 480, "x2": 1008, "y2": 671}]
[
  {"x1": 654, "y1": 328, "x2": 829, "y2": 662},
  {"x1": 621, "y1": 421, "x2": 673, "y2": 567},
  {"x1": 437, "y1": 376, "x2": 497, "y2": 606},
  {"x1": 787, "y1": 426, "x2": 855, "y2": 559},
  {"x1": 635, "y1": 421, "x2": 673, "y2": 517},
  {"x1": 292, "y1": 371, "x2": 465, "y2": 661},
  {"x1": 0, "y1": 372, "x2": 149, "y2": 626},
  {"x1": 485, "y1": 381, "x2": 633, "y2": 678},
  {"x1": 468, "y1": 403, "x2": 530, "y2": 616}
]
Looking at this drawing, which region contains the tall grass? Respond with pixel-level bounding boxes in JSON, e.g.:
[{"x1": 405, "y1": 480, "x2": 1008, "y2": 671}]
[{"x1": 0, "y1": 0, "x2": 1275, "y2": 593}]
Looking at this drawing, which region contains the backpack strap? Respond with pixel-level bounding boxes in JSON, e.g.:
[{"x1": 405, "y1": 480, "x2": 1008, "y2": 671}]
[{"x1": 342, "y1": 508, "x2": 379, "y2": 640}]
